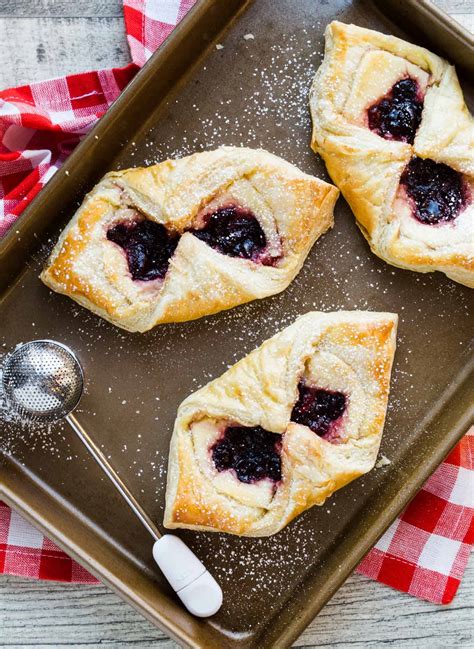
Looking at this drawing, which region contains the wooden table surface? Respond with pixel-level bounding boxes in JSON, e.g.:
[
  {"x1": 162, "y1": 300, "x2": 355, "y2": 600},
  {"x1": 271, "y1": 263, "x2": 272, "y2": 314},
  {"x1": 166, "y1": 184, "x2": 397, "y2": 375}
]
[{"x1": 0, "y1": 1, "x2": 473, "y2": 647}]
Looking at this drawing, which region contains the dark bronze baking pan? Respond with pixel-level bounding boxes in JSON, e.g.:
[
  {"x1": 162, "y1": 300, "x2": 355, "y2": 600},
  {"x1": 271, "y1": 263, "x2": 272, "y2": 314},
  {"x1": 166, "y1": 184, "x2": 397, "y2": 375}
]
[{"x1": 1, "y1": 0, "x2": 473, "y2": 647}]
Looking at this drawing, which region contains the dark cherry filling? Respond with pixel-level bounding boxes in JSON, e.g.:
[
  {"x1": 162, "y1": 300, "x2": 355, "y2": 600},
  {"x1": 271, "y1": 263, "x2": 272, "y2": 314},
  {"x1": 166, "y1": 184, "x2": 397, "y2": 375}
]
[
  {"x1": 368, "y1": 78, "x2": 423, "y2": 144},
  {"x1": 291, "y1": 383, "x2": 346, "y2": 439},
  {"x1": 191, "y1": 205, "x2": 268, "y2": 262},
  {"x1": 211, "y1": 425, "x2": 282, "y2": 484},
  {"x1": 107, "y1": 220, "x2": 178, "y2": 281},
  {"x1": 400, "y1": 157, "x2": 466, "y2": 224},
  {"x1": 107, "y1": 204, "x2": 273, "y2": 282}
]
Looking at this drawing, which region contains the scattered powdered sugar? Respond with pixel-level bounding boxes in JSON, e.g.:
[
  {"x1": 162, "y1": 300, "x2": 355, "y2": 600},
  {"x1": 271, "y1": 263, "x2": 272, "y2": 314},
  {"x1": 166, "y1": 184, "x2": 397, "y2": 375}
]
[
  {"x1": 135, "y1": 30, "x2": 323, "y2": 165},
  {"x1": 376, "y1": 454, "x2": 391, "y2": 468},
  {"x1": 189, "y1": 514, "x2": 324, "y2": 620},
  {"x1": 1, "y1": 18, "x2": 473, "y2": 634}
]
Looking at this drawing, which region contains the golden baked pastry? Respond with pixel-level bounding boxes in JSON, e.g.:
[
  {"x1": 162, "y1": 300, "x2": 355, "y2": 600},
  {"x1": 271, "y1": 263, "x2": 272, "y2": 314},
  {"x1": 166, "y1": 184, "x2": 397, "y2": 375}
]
[
  {"x1": 310, "y1": 22, "x2": 474, "y2": 287},
  {"x1": 41, "y1": 147, "x2": 339, "y2": 331},
  {"x1": 164, "y1": 310, "x2": 397, "y2": 537}
]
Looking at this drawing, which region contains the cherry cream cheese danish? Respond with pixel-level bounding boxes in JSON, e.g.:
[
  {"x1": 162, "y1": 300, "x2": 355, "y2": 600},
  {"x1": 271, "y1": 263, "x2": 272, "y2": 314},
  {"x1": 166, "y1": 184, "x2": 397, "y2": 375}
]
[
  {"x1": 40, "y1": 147, "x2": 338, "y2": 331},
  {"x1": 164, "y1": 311, "x2": 397, "y2": 537},
  {"x1": 310, "y1": 22, "x2": 474, "y2": 287}
]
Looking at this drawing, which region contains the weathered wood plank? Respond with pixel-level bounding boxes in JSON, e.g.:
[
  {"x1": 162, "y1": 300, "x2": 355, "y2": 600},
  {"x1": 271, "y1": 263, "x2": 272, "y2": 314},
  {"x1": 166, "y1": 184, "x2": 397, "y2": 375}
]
[
  {"x1": 0, "y1": 17, "x2": 129, "y2": 88},
  {"x1": 1, "y1": 561, "x2": 473, "y2": 647},
  {"x1": 0, "y1": 576, "x2": 175, "y2": 647},
  {"x1": 451, "y1": 12, "x2": 474, "y2": 30},
  {"x1": 433, "y1": 0, "x2": 474, "y2": 13},
  {"x1": 0, "y1": 0, "x2": 470, "y2": 17},
  {"x1": 0, "y1": 1, "x2": 123, "y2": 17}
]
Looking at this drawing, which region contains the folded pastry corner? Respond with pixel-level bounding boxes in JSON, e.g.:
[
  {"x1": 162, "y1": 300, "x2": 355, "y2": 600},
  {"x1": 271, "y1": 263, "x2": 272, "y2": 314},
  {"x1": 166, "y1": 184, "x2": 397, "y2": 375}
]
[
  {"x1": 309, "y1": 21, "x2": 474, "y2": 288},
  {"x1": 164, "y1": 310, "x2": 397, "y2": 537},
  {"x1": 41, "y1": 147, "x2": 339, "y2": 331}
]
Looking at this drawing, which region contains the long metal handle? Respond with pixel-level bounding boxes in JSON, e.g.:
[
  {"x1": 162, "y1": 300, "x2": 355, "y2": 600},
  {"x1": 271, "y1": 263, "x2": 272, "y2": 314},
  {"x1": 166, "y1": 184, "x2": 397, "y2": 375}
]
[
  {"x1": 66, "y1": 413, "x2": 223, "y2": 617},
  {"x1": 66, "y1": 413, "x2": 161, "y2": 541}
]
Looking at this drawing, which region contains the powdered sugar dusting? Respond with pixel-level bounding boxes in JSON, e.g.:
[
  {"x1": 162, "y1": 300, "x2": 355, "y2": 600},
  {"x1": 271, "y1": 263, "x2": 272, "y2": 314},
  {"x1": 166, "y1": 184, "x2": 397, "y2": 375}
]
[
  {"x1": 133, "y1": 30, "x2": 323, "y2": 166},
  {"x1": 1, "y1": 6, "x2": 473, "y2": 637}
]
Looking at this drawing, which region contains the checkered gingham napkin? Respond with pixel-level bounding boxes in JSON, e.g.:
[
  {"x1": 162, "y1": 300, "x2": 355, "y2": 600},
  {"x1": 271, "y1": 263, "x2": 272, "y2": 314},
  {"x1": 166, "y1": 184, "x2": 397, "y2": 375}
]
[{"x1": 1, "y1": 0, "x2": 473, "y2": 605}]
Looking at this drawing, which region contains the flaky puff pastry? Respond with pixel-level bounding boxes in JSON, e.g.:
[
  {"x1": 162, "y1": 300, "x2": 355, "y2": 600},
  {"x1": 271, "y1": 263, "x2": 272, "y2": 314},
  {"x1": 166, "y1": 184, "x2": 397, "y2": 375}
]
[
  {"x1": 310, "y1": 22, "x2": 474, "y2": 287},
  {"x1": 164, "y1": 311, "x2": 397, "y2": 537},
  {"x1": 41, "y1": 147, "x2": 339, "y2": 332}
]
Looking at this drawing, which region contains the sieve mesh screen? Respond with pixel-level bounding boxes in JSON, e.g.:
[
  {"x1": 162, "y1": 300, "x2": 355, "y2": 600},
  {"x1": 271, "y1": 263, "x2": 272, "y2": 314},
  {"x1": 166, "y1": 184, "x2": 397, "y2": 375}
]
[{"x1": 2, "y1": 340, "x2": 83, "y2": 422}]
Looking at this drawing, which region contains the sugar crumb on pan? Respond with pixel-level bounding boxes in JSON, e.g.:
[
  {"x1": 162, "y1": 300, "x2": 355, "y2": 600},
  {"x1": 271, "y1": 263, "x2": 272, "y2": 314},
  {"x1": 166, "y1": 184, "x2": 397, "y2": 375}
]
[
  {"x1": 1, "y1": 28, "x2": 472, "y2": 627},
  {"x1": 375, "y1": 455, "x2": 392, "y2": 468}
]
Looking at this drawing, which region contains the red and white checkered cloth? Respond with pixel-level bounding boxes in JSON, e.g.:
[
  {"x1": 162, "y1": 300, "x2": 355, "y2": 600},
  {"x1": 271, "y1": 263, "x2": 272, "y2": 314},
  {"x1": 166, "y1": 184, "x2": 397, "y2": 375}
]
[
  {"x1": 0, "y1": 0, "x2": 473, "y2": 605},
  {"x1": 0, "y1": 0, "x2": 196, "y2": 236},
  {"x1": 357, "y1": 428, "x2": 473, "y2": 603}
]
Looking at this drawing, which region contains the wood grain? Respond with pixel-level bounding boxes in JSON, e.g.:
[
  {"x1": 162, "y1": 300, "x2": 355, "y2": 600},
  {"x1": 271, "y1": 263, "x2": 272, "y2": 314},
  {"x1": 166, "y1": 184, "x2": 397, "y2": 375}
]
[
  {"x1": 0, "y1": 0, "x2": 473, "y2": 647},
  {"x1": 0, "y1": 17, "x2": 128, "y2": 87},
  {"x1": 0, "y1": 1, "x2": 123, "y2": 17},
  {"x1": 1, "y1": 561, "x2": 473, "y2": 647}
]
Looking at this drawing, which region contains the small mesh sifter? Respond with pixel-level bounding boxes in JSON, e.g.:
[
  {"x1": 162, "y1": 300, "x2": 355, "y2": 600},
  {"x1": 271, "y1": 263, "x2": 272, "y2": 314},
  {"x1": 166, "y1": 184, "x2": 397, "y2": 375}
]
[
  {"x1": 2, "y1": 340, "x2": 83, "y2": 422},
  {"x1": 1, "y1": 340, "x2": 222, "y2": 617}
]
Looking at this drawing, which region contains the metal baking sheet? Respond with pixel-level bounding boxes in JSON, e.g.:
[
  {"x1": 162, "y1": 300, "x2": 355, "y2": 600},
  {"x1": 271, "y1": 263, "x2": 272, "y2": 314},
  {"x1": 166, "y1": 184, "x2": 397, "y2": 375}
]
[{"x1": 1, "y1": 0, "x2": 473, "y2": 647}]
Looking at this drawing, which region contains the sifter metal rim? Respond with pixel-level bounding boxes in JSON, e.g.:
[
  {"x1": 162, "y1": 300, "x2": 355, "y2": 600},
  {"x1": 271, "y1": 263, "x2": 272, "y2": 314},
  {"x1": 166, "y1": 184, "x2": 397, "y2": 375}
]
[{"x1": 1, "y1": 339, "x2": 84, "y2": 422}]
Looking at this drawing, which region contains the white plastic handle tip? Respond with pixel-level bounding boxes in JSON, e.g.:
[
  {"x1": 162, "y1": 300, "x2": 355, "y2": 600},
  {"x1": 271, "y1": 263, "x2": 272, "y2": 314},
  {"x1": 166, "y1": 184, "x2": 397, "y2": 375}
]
[{"x1": 152, "y1": 535, "x2": 223, "y2": 617}]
